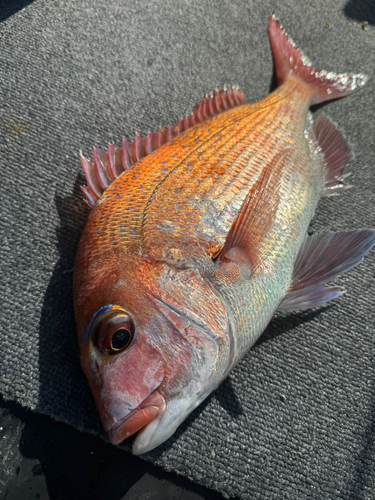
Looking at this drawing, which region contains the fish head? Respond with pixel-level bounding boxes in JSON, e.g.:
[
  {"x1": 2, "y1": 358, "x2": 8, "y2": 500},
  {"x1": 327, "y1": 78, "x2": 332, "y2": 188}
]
[{"x1": 74, "y1": 247, "x2": 231, "y2": 454}]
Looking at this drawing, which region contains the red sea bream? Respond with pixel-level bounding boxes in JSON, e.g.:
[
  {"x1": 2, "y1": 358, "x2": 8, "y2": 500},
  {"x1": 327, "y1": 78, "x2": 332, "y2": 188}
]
[{"x1": 73, "y1": 16, "x2": 375, "y2": 454}]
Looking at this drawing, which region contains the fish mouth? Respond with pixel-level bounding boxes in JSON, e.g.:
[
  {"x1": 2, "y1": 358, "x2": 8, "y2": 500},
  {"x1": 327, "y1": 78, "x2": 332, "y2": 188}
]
[{"x1": 107, "y1": 390, "x2": 166, "y2": 445}]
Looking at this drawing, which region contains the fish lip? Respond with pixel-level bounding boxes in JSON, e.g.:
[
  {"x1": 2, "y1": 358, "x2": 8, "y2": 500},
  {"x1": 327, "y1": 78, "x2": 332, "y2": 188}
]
[{"x1": 107, "y1": 390, "x2": 166, "y2": 445}]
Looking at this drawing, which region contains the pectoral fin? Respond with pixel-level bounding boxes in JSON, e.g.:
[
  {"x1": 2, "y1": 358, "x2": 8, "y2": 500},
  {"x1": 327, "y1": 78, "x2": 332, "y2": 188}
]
[
  {"x1": 279, "y1": 229, "x2": 375, "y2": 311},
  {"x1": 216, "y1": 151, "x2": 287, "y2": 273}
]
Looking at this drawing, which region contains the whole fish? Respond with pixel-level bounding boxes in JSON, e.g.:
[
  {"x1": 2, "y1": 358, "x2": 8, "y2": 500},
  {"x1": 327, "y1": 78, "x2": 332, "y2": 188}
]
[{"x1": 73, "y1": 16, "x2": 375, "y2": 454}]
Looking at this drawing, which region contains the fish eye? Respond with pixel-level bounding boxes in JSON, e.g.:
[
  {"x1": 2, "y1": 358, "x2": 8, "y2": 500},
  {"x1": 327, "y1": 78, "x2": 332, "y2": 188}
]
[
  {"x1": 111, "y1": 328, "x2": 131, "y2": 350},
  {"x1": 94, "y1": 310, "x2": 134, "y2": 355}
]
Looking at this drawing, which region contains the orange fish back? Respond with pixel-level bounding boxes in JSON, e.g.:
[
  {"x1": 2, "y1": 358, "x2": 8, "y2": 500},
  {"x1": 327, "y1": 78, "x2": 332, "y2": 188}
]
[{"x1": 89, "y1": 78, "x2": 314, "y2": 266}]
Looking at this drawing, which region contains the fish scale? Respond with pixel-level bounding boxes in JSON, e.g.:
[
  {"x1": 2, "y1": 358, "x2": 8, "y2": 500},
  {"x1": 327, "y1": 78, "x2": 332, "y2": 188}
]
[
  {"x1": 142, "y1": 87, "x2": 308, "y2": 264},
  {"x1": 73, "y1": 16, "x2": 375, "y2": 455},
  {"x1": 87, "y1": 83, "x2": 306, "y2": 266},
  {"x1": 96, "y1": 89, "x2": 294, "y2": 264},
  {"x1": 100, "y1": 94, "x2": 282, "y2": 249}
]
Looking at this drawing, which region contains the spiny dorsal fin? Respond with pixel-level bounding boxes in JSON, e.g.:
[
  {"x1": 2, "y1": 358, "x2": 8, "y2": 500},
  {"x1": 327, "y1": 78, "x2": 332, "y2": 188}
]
[
  {"x1": 278, "y1": 229, "x2": 375, "y2": 311},
  {"x1": 313, "y1": 114, "x2": 354, "y2": 197},
  {"x1": 80, "y1": 87, "x2": 247, "y2": 208}
]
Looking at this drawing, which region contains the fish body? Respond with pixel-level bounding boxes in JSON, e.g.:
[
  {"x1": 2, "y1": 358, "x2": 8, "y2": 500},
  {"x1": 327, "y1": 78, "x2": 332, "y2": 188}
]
[{"x1": 73, "y1": 16, "x2": 375, "y2": 454}]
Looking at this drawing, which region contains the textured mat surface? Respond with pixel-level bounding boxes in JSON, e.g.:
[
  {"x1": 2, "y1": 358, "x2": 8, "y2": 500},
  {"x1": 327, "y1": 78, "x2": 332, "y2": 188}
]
[{"x1": 1, "y1": 1, "x2": 375, "y2": 498}]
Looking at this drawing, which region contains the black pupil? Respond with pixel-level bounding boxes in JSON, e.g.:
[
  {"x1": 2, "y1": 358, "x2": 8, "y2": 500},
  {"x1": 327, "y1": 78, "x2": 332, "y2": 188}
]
[{"x1": 111, "y1": 329, "x2": 131, "y2": 350}]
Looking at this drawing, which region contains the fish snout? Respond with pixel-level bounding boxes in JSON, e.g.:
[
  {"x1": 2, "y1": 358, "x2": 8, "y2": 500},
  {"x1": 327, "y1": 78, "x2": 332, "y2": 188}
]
[
  {"x1": 107, "y1": 390, "x2": 166, "y2": 445},
  {"x1": 80, "y1": 338, "x2": 166, "y2": 445}
]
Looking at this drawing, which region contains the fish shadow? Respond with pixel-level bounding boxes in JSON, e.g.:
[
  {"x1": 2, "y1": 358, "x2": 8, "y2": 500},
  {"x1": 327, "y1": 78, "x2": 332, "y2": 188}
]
[
  {"x1": 343, "y1": 0, "x2": 375, "y2": 25},
  {"x1": 0, "y1": 0, "x2": 37, "y2": 23},
  {"x1": 345, "y1": 384, "x2": 375, "y2": 499},
  {"x1": 1, "y1": 394, "x2": 230, "y2": 500},
  {"x1": 37, "y1": 176, "x2": 100, "y2": 429},
  {"x1": 254, "y1": 306, "x2": 330, "y2": 348}
]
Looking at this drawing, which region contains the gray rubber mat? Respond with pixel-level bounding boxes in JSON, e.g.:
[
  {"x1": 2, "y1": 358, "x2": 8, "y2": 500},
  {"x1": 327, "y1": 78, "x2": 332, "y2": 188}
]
[{"x1": 1, "y1": 1, "x2": 374, "y2": 498}]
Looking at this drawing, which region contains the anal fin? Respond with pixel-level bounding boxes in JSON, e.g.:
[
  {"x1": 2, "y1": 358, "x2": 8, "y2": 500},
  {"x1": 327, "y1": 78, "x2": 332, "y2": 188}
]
[
  {"x1": 313, "y1": 114, "x2": 354, "y2": 197},
  {"x1": 278, "y1": 285, "x2": 344, "y2": 312},
  {"x1": 279, "y1": 229, "x2": 375, "y2": 312}
]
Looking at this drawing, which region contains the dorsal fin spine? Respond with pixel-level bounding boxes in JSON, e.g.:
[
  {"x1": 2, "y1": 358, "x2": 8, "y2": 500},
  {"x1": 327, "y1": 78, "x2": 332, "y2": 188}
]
[
  {"x1": 213, "y1": 94, "x2": 221, "y2": 112},
  {"x1": 212, "y1": 95, "x2": 219, "y2": 114},
  {"x1": 80, "y1": 87, "x2": 247, "y2": 208},
  {"x1": 204, "y1": 100, "x2": 211, "y2": 119},
  {"x1": 198, "y1": 103, "x2": 204, "y2": 122},
  {"x1": 81, "y1": 155, "x2": 101, "y2": 200},
  {"x1": 132, "y1": 135, "x2": 139, "y2": 162},
  {"x1": 219, "y1": 93, "x2": 228, "y2": 111},
  {"x1": 145, "y1": 132, "x2": 153, "y2": 154},
  {"x1": 139, "y1": 134, "x2": 146, "y2": 159},
  {"x1": 167, "y1": 126, "x2": 174, "y2": 142},
  {"x1": 132, "y1": 134, "x2": 139, "y2": 162},
  {"x1": 208, "y1": 99, "x2": 214, "y2": 118},
  {"x1": 232, "y1": 89, "x2": 238, "y2": 106},
  {"x1": 93, "y1": 148, "x2": 111, "y2": 190},
  {"x1": 108, "y1": 144, "x2": 123, "y2": 179},
  {"x1": 80, "y1": 185, "x2": 96, "y2": 207},
  {"x1": 227, "y1": 91, "x2": 235, "y2": 106},
  {"x1": 121, "y1": 139, "x2": 131, "y2": 170},
  {"x1": 107, "y1": 144, "x2": 116, "y2": 180}
]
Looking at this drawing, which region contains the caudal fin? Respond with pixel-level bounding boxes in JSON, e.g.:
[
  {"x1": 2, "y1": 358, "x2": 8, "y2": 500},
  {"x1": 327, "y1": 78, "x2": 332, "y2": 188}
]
[{"x1": 268, "y1": 15, "x2": 368, "y2": 104}]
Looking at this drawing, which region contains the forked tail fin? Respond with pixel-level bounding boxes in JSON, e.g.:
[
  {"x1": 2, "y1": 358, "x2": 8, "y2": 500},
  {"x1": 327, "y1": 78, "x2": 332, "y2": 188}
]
[{"x1": 268, "y1": 15, "x2": 368, "y2": 104}]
